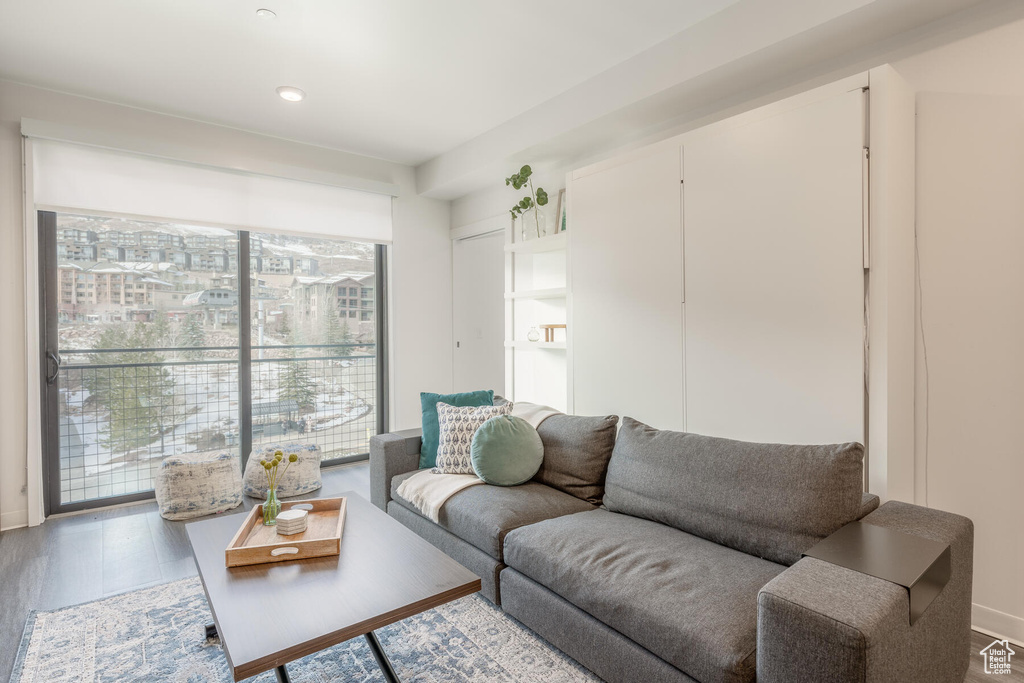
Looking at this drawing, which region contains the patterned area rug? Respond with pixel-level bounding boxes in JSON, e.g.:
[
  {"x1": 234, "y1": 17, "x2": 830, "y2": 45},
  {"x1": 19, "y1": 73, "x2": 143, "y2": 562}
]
[{"x1": 12, "y1": 577, "x2": 599, "y2": 682}]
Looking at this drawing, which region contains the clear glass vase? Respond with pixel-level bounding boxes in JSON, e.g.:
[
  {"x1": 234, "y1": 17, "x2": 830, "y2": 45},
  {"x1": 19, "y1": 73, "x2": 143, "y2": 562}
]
[
  {"x1": 520, "y1": 208, "x2": 547, "y2": 240},
  {"x1": 263, "y1": 487, "x2": 281, "y2": 526}
]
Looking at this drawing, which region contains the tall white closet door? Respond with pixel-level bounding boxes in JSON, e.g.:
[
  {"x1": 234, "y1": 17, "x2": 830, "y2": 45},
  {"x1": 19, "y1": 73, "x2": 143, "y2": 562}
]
[
  {"x1": 571, "y1": 149, "x2": 684, "y2": 428},
  {"x1": 683, "y1": 89, "x2": 865, "y2": 444},
  {"x1": 452, "y1": 231, "x2": 505, "y2": 395}
]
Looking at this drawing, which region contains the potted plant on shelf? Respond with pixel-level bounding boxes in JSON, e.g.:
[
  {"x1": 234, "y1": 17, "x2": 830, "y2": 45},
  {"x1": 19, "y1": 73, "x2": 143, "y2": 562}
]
[{"x1": 506, "y1": 165, "x2": 549, "y2": 240}]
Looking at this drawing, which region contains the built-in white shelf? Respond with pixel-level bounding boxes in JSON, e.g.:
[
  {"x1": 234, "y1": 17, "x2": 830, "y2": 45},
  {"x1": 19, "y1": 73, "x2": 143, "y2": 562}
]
[
  {"x1": 505, "y1": 202, "x2": 570, "y2": 412},
  {"x1": 504, "y1": 231, "x2": 567, "y2": 254},
  {"x1": 504, "y1": 340, "x2": 567, "y2": 350},
  {"x1": 504, "y1": 287, "x2": 567, "y2": 301}
]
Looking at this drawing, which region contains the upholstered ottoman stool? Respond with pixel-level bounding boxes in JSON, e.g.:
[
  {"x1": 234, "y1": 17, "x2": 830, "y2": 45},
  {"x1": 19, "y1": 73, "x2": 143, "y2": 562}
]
[
  {"x1": 154, "y1": 451, "x2": 243, "y2": 520},
  {"x1": 243, "y1": 443, "x2": 322, "y2": 498}
]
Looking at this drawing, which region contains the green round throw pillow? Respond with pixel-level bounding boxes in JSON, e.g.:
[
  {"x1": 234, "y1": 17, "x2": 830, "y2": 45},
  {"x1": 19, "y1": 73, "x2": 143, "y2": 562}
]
[{"x1": 470, "y1": 415, "x2": 544, "y2": 486}]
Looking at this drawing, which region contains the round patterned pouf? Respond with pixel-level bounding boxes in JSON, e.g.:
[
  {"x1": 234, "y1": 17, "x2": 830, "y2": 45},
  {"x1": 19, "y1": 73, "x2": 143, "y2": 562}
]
[
  {"x1": 154, "y1": 451, "x2": 242, "y2": 521},
  {"x1": 243, "y1": 443, "x2": 322, "y2": 498}
]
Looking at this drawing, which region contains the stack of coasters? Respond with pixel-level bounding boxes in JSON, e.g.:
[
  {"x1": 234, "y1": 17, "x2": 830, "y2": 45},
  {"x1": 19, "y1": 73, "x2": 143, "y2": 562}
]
[{"x1": 275, "y1": 509, "x2": 309, "y2": 536}]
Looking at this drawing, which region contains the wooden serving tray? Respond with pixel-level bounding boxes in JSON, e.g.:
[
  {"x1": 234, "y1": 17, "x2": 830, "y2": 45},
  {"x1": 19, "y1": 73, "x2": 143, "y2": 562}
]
[{"x1": 225, "y1": 497, "x2": 347, "y2": 568}]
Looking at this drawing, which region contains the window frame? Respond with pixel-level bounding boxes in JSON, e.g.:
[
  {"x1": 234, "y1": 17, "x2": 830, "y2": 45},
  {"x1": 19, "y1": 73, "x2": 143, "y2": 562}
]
[{"x1": 41, "y1": 218, "x2": 388, "y2": 515}]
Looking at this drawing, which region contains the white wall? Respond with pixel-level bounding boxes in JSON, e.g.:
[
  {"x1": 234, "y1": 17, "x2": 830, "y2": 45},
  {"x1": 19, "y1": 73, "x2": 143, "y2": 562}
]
[
  {"x1": 894, "y1": 19, "x2": 1024, "y2": 643},
  {"x1": 449, "y1": 24, "x2": 1024, "y2": 640},
  {"x1": 0, "y1": 80, "x2": 451, "y2": 529},
  {"x1": 915, "y1": 91, "x2": 1024, "y2": 643}
]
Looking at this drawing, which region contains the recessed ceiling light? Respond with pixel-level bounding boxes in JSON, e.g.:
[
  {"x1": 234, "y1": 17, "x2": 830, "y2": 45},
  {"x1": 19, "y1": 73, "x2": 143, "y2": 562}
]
[
  {"x1": 276, "y1": 86, "x2": 305, "y2": 102},
  {"x1": 256, "y1": 8, "x2": 276, "y2": 18}
]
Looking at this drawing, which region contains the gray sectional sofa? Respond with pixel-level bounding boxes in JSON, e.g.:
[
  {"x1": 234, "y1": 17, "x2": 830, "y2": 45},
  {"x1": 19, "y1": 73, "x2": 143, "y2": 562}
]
[{"x1": 370, "y1": 414, "x2": 973, "y2": 683}]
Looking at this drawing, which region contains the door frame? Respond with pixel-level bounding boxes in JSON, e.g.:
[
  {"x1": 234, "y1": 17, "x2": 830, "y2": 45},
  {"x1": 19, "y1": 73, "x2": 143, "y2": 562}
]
[{"x1": 451, "y1": 229, "x2": 505, "y2": 395}]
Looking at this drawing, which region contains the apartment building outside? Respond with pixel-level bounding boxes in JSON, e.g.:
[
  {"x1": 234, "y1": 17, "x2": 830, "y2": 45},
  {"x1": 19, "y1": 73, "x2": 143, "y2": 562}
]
[
  {"x1": 57, "y1": 262, "x2": 178, "y2": 322},
  {"x1": 291, "y1": 273, "x2": 375, "y2": 324}
]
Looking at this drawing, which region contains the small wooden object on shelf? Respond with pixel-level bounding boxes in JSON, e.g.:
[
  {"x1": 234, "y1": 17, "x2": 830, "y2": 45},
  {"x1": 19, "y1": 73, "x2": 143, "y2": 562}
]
[
  {"x1": 225, "y1": 497, "x2": 346, "y2": 568},
  {"x1": 540, "y1": 324, "x2": 566, "y2": 342}
]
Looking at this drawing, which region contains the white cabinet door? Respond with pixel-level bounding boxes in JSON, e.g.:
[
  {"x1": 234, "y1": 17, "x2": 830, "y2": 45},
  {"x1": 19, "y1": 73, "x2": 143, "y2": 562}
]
[
  {"x1": 452, "y1": 231, "x2": 505, "y2": 395},
  {"x1": 571, "y1": 148, "x2": 684, "y2": 428},
  {"x1": 683, "y1": 89, "x2": 865, "y2": 444}
]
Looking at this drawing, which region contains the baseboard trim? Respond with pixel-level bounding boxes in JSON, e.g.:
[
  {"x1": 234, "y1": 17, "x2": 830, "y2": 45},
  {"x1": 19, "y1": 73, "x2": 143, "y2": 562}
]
[
  {"x1": 973, "y1": 602, "x2": 1024, "y2": 648},
  {"x1": 1, "y1": 509, "x2": 29, "y2": 531}
]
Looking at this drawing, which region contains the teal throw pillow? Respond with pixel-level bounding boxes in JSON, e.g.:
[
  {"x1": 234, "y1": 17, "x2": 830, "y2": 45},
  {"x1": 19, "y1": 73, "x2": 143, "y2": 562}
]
[
  {"x1": 419, "y1": 390, "x2": 494, "y2": 468},
  {"x1": 470, "y1": 415, "x2": 544, "y2": 486}
]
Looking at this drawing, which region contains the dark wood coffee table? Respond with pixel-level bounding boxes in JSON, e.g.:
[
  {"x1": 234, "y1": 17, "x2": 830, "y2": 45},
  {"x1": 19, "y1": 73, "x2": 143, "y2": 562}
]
[{"x1": 186, "y1": 491, "x2": 480, "y2": 682}]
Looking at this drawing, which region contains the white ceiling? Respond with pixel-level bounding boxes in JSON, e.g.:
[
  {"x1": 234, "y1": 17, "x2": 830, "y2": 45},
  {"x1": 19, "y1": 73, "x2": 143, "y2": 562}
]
[
  {"x1": 0, "y1": 0, "x2": 738, "y2": 165},
  {"x1": 418, "y1": 0, "x2": 1024, "y2": 199}
]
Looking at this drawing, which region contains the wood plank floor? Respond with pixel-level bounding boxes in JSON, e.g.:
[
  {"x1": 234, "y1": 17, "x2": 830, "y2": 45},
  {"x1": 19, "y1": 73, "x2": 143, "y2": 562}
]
[
  {"x1": 0, "y1": 461, "x2": 1019, "y2": 681},
  {"x1": 0, "y1": 462, "x2": 370, "y2": 681}
]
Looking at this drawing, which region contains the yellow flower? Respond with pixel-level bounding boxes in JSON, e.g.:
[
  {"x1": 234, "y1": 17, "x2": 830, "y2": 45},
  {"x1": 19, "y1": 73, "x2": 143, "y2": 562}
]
[{"x1": 288, "y1": 454, "x2": 298, "y2": 463}]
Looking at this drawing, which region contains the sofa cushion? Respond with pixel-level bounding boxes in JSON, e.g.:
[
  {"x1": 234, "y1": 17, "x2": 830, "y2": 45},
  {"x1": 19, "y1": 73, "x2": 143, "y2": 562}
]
[
  {"x1": 392, "y1": 470, "x2": 595, "y2": 561},
  {"x1": 503, "y1": 509, "x2": 785, "y2": 683},
  {"x1": 434, "y1": 402, "x2": 512, "y2": 474},
  {"x1": 419, "y1": 390, "x2": 494, "y2": 469},
  {"x1": 533, "y1": 414, "x2": 618, "y2": 504},
  {"x1": 471, "y1": 415, "x2": 544, "y2": 486},
  {"x1": 603, "y1": 417, "x2": 866, "y2": 565}
]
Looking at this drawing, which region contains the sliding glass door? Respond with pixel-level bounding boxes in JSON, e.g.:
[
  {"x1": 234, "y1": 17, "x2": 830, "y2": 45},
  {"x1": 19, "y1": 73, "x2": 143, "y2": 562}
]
[
  {"x1": 246, "y1": 231, "x2": 384, "y2": 464},
  {"x1": 39, "y1": 211, "x2": 386, "y2": 514}
]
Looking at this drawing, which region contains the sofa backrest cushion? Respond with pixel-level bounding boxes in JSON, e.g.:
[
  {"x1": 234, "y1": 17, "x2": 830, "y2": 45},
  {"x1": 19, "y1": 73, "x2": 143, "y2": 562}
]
[
  {"x1": 603, "y1": 417, "x2": 865, "y2": 565},
  {"x1": 534, "y1": 414, "x2": 618, "y2": 505}
]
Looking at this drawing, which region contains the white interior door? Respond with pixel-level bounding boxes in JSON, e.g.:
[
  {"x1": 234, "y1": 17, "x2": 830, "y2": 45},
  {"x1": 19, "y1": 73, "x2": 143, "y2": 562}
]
[
  {"x1": 570, "y1": 148, "x2": 684, "y2": 428},
  {"x1": 452, "y1": 231, "x2": 505, "y2": 395},
  {"x1": 683, "y1": 89, "x2": 866, "y2": 444}
]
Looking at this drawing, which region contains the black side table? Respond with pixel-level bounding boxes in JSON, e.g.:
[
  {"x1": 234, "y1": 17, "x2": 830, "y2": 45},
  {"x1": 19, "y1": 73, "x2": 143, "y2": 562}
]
[{"x1": 802, "y1": 520, "x2": 951, "y2": 625}]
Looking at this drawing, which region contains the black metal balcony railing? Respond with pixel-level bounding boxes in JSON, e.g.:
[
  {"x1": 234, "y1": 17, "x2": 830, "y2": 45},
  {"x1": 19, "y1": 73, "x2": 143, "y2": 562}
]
[{"x1": 56, "y1": 344, "x2": 376, "y2": 505}]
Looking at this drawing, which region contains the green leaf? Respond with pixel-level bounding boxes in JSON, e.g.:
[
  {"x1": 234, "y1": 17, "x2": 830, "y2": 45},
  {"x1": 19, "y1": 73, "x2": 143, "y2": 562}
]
[{"x1": 520, "y1": 165, "x2": 532, "y2": 177}]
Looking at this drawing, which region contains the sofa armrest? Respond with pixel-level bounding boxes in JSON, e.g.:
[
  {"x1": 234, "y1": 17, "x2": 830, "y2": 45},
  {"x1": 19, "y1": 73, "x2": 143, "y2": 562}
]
[
  {"x1": 369, "y1": 429, "x2": 423, "y2": 511},
  {"x1": 757, "y1": 501, "x2": 973, "y2": 683}
]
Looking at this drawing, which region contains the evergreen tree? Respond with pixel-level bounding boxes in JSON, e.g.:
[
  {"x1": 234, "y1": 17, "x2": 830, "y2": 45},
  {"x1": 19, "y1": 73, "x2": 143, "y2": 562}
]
[
  {"x1": 87, "y1": 324, "x2": 178, "y2": 455},
  {"x1": 320, "y1": 312, "x2": 354, "y2": 357},
  {"x1": 279, "y1": 357, "x2": 316, "y2": 412},
  {"x1": 338, "y1": 320, "x2": 354, "y2": 357},
  {"x1": 148, "y1": 308, "x2": 171, "y2": 347},
  {"x1": 276, "y1": 310, "x2": 291, "y2": 343},
  {"x1": 279, "y1": 321, "x2": 316, "y2": 412},
  {"x1": 180, "y1": 313, "x2": 206, "y2": 361}
]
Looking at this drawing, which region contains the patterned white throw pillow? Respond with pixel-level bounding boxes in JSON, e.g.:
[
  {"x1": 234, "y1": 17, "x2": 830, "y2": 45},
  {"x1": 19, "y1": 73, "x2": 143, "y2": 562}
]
[{"x1": 433, "y1": 401, "x2": 513, "y2": 474}]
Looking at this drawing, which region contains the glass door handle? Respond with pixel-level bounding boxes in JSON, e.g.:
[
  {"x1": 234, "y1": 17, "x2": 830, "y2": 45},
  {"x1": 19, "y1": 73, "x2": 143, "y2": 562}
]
[{"x1": 46, "y1": 350, "x2": 61, "y2": 385}]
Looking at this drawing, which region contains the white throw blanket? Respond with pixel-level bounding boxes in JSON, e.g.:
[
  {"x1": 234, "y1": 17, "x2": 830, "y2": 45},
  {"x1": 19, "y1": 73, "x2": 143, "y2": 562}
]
[
  {"x1": 396, "y1": 401, "x2": 564, "y2": 522},
  {"x1": 396, "y1": 470, "x2": 482, "y2": 522},
  {"x1": 511, "y1": 401, "x2": 562, "y2": 428}
]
